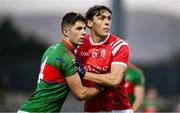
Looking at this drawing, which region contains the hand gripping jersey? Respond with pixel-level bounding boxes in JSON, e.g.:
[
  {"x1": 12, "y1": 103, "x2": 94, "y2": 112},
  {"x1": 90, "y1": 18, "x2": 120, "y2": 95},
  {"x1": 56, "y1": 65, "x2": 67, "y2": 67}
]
[
  {"x1": 125, "y1": 64, "x2": 145, "y2": 105},
  {"x1": 76, "y1": 34, "x2": 131, "y2": 111},
  {"x1": 19, "y1": 39, "x2": 77, "y2": 112}
]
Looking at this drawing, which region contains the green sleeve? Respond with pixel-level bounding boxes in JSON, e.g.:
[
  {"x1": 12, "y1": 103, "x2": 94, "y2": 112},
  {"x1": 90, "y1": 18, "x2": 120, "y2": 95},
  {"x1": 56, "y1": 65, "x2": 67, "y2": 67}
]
[
  {"x1": 126, "y1": 65, "x2": 145, "y2": 86},
  {"x1": 134, "y1": 68, "x2": 145, "y2": 86},
  {"x1": 62, "y1": 52, "x2": 77, "y2": 77}
]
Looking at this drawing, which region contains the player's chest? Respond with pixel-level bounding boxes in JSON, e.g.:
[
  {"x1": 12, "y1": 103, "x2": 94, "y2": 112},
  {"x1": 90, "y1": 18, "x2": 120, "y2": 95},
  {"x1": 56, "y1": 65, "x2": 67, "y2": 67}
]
[{"x1": 77, "y1": 45, "x2": 112, "y2": 66}]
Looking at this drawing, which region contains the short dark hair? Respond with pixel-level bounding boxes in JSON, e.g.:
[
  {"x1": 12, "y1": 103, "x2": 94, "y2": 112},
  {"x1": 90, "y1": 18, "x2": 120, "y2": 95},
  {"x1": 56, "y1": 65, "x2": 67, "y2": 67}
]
[
  {"x1": 86, "y1": 5, "x2": 112, "y2": 20},
  {"x1": 61, "y1": 12, "x2": 86, "y2": 33}
]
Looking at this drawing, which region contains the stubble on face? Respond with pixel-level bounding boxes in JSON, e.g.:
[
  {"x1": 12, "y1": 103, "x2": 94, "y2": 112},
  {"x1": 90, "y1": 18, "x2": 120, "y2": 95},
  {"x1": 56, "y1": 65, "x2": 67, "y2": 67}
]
[{"x1": 69, "y1": 21, "x2": 86, "y2": 46}]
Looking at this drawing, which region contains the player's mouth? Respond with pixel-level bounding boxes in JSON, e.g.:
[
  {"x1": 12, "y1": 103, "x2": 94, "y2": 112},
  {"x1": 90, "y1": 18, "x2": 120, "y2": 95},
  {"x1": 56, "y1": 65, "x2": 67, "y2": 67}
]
[
  {"x1": 103, "y1": 28, "x2": 109, "y2": 33},
  {"x1": 79, "y1": 38, "x2": 85, "y2": 42},
  {"x1": 104, "y1": 28, "x2": 109, "y2": 31}
]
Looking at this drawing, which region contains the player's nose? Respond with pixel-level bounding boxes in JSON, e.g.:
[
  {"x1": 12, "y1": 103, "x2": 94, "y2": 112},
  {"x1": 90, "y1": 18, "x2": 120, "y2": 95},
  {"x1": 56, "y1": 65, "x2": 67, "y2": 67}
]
[{"x1": 82, "y1": 29, "x2": 86, "y2": 35}]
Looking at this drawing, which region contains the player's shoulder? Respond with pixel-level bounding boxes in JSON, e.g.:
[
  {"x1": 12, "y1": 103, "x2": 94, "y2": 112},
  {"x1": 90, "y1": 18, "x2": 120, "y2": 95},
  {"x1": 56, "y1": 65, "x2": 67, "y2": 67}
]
[
  {"x1": 109, "y1": 34, "x2": 123, "y2": 39},
  {"x1": 50, "y1": 42, "x2": 65, "y2": 51},
  {"x1": 109, "y1": 34, "x2": 128, "y2": 47},
  {"x1": 46, "y1": 43, "x2": 69, "y2": 56}
]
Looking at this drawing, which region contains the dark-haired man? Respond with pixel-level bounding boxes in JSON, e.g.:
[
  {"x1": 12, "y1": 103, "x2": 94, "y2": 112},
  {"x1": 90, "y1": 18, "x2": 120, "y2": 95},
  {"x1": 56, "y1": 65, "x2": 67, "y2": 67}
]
[
  {"x1": 17, "y1": 12, "x2": 101, "y2": 113},
  {"x1": 76, "y1": 5, "x2": 132, "y2": 113}
]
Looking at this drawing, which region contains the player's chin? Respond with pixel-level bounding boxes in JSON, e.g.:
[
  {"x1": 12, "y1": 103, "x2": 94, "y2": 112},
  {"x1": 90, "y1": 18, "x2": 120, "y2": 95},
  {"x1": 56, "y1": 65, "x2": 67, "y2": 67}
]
[
  {"x1": 78, "y1": 41, "x2": 84, "y2": 45},
  {"x1": 101, "y1": 33, "x2": 109, "y2": 37},
  {"x1": 101, "y1": 31, "x2": 109, "y2": 36}
]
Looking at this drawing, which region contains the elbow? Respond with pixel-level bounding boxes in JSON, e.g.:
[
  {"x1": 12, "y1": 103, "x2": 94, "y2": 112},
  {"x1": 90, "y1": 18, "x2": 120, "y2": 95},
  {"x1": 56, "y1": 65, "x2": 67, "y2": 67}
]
[
  {"x1": 109, "y1": 78, "x2": 122, "y2": 88},
  {"x1": 111, "y1": 81, "x2": 119, "y2": 88},
  {"x1": 104, "y1": 75, "x2": 123, "y2": 87},
  {"x1": 75, "y1": 93, "x2": 88, "y2": 101},
  {"x1": 75, "y1": 94, "x2": 85, "y2": 101},
  {"x1": 106, "y1": 80, "x2": 120, "y2": 87}
]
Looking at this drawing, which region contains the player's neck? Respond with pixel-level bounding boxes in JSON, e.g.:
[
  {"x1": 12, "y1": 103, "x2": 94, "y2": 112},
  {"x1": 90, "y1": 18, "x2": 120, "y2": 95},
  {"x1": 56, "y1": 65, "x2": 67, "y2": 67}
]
[
  {"x1": 90, "y1": 32, "x2": 109, "y2": 43},
  {"x1": 61, "y1": 38, "x2": 74, "y2": 53}
]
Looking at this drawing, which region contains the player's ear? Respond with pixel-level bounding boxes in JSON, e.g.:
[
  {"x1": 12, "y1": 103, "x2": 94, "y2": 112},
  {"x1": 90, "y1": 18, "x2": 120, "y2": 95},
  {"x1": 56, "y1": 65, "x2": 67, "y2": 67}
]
[
  {"x1": 87, "y1": 20, "x2": 93, "y2": 28},
  {"x1": 63, "y1": 27, "x2": 70, "y2": 37}
]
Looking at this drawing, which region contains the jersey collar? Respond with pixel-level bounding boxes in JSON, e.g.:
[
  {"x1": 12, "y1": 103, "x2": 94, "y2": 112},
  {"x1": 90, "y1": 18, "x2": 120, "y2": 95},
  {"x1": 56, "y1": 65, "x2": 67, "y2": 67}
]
[
  {"x1": 61, "y1": 38, "x2": 74, "y2": 53},
  {"x1": 89, "y1": 33, "x2": 110, "y2": 45}
]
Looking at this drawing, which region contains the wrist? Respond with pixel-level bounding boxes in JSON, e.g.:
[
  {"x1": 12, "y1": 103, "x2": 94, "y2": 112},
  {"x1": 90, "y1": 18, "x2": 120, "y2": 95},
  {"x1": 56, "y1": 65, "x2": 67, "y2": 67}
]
[{"x1": 97, "y1": 84, "x2": 104, "y2": 92}]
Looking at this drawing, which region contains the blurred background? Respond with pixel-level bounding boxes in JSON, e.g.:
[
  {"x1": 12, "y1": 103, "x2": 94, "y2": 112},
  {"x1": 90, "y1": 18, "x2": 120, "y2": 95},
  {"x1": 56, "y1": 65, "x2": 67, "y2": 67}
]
[{"x1": 0, "y1": 0, "x2": 180, "y2": 112}]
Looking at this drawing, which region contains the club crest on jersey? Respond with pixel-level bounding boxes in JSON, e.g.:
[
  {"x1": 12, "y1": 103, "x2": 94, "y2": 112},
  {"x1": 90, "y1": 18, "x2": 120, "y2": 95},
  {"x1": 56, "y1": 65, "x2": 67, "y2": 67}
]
[{"x1": 101, "y1": 49, "x2": 106, "y2": 58}]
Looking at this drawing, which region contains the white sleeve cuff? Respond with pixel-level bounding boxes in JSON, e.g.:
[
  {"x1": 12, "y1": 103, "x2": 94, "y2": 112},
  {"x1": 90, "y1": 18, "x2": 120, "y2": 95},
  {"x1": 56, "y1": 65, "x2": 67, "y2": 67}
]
[{"x1": 111, "y1": 62, "x2": 127, "y2": 67}]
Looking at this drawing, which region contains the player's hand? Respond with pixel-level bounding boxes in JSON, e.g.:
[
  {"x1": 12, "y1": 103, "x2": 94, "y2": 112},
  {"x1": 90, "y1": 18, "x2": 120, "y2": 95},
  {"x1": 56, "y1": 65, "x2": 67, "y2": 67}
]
[
  {"x1": 75, "y1": 57, "x2": 85, "y2": 79},
  {"x1": 77, "y1": 65, "x2": 85, "y2": 79},
  {"x1": 97, "y1": 84, "x2": 104, "y2": 92},
  {"x1": 97, "y1": 84, "x2": 109, "y2": 92}
]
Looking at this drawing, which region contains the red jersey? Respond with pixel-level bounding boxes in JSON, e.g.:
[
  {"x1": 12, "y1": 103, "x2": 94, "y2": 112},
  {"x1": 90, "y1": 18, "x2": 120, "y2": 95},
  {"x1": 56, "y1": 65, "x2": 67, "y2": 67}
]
[{"x1": 76, "y1": 34, "x2": 131, "y2": 111}]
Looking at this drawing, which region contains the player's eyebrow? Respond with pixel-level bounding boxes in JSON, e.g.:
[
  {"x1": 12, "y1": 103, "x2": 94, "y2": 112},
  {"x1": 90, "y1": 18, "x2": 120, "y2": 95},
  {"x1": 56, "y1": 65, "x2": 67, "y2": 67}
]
[{"x1": 76, "y1": 26, "x2": 86, "y2": 30}]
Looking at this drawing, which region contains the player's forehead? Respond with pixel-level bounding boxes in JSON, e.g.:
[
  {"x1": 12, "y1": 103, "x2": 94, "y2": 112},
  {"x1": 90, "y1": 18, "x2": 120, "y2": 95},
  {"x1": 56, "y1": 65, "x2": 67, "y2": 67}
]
[
  {"x1": 71, "y1": 21, "x2": 86, "y2": 28},
  {"x1": 95, "y1": 10, "x2": 111, "y2": 17}
]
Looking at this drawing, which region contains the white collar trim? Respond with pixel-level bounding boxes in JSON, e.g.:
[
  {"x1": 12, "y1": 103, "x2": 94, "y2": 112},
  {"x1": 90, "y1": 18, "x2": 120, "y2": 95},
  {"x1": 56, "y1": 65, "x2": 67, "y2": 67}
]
[{"x1": 89, "y1": 33, "x2": 110, "y2": 45}]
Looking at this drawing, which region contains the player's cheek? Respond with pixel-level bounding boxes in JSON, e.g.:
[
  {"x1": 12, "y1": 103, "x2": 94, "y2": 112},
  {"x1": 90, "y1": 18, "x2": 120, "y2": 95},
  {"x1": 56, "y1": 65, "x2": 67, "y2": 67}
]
[{"x1": 71, "y1": 33, "x2": 79, "y2": 40}]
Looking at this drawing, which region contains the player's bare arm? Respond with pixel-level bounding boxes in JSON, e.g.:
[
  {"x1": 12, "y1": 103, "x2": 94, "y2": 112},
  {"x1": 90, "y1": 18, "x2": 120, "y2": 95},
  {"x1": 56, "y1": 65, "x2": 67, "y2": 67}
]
[
  {"x1": 66, "y1": 72, "x2": 101, "y2": 100},
  {"x1": 84, "y1": 64, "x2": 127, "y2": 87},
  {"x1": 132, "y1": 84, "x2": 145, "y2": 111}
]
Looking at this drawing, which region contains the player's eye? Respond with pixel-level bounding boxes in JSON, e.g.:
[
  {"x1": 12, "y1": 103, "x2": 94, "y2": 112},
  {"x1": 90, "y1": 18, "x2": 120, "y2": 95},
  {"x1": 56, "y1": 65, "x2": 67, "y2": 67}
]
[
  {"x1": 107, "y1": 16, "x2": 112, "y2": 21},
  {"x1": 99, "y1": 16, "x2": 106, "y2": 20},
  {"x1": 76, "y1": 27, "x2": 83, "y2": 30}
]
